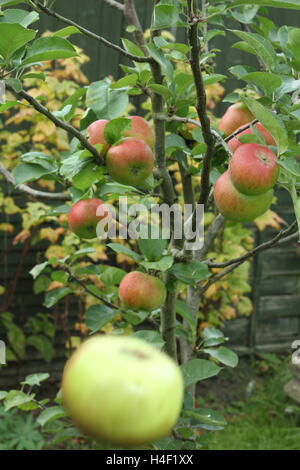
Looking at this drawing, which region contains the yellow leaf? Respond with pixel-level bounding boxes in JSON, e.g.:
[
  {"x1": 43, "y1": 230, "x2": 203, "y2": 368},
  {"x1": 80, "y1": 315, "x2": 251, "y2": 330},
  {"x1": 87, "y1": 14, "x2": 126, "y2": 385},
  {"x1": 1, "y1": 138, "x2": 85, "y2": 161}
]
[
  {"x1": 47, "y1": 281, "x2": 65, "y2": 291},
  {"x1": 255, "y1": 210, "x2": 287, "y2": 231},
  {"x1": 0, "y1": 223, "x2": 14, "y2": 233},
  {"x1": 40, "y1": 227, "x2": 59, "y2": 243},
  {"x1": 237, "y1": 296, "x2": 253, "y2": 316}
]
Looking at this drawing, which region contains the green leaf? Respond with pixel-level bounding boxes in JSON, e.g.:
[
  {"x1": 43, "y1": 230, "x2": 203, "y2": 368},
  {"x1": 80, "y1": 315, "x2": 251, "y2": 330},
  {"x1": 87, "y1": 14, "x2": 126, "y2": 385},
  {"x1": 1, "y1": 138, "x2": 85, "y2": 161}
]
[
  {"x1": 184, "y1": 408, "x2": 227, "y2": 427},
  {"x1": 165, "y1": 134, "x2": 189, "y2": 153},
  {"x1": 122, "y1": 310, "x2": 149, "y2": 326},
  {"x1": 72, "y1": 162, "x2": 104, "y2": 190},
  {"x1": 152, "y1": 4, "x2": 180, "y2": 29},
  {"x1": 70, "y1": 247, "x2": 96, "y2": 262},
  {"x1": 278, "y1": 157, "x2": 300, "y2": 177},
  {"x1": 104, "y1": 117, "x2": 132, "y2": 145},
  {"x1": 138, "y1": 227, "x2": 167, "y2": 262},
  {"x1": 0, "y1": 391, "x2": 8, "y2": 400},
  {"x1": 21, "y1": 373, "x2": 50, "y2": 387},
  {"x1": 203, "y1": 346, "x2": 239, "y2": 368},
  {"x1": 242, "y1": 72, "x2": 282, "y2": 95},
  {"x1": 4, "y1": 390, "x2": 35, "y2": 411},
  {"x1": 0, "y1": 100, "x2": 19, "y2": 112},
  {"x1": 53, "y1": 26, "x2": 81, "y2": 38},
  {"x1": 30, "y1": 261, "x2": 48, "y2": 279},
  {"x1": 22, "y1": 36, "x2": 78, "y2": 66},
  {"x1": 107, "y1": 243, "x2": 142, "y2": 263},
  {"x1": 176, "y1": 299, "x2": 197, "y2": 332},
  {"x1": 21, "y1": 151, "x2": 55, "y2": 169},
  {"x1": 44, "y1": 287, "x2": 72, "y2": 308},
  {"x1": 230, "y1": 29, "x2": 277, "y2": 71},
  {"x1": 148, "y1": 84, "x2": 173, "y2": 102},
  {"x1": 58, "y1": 87, "x2": 87, "y2": 121},
  {"x1": 27, "y1": 335, "x2": 55, "y2": 362},
  {"x1": 202, "y1": 327, "x2": 226, "y2": 347},
  {"x1": 231, "y1": 5, "x2": 259, "y2": 23},
  {"x1": 0, "y1": 8, "x2": 39, "y2": 27},
  {"x1": 148, "y1": 43, "x2": 174, "y2": 83},
  {"x1": 37, "y1": 406, "x2": 67, "y2": 427},
  {"x1": 51, "y1": 427, "x2": 82, "y2": 445},
  {"x1": 22, "y1": 72, "x2": 45, "y2": 80},
  {"x1": 0, "y1": 23, "x2": 36, "y2": 60},
  {"x1": 60, "y1": 152, "x2": 89, "y2": 179},
  {"x1": 85, "y1": 304, "x2": 116, "y2": 334},
  {"x1": 181, "y1": 359, "x2": 221, "y2": 387},
  {"x1": 203, "y1": 74, "x2": 227, "y2": 86},
  {"x1": 169, "y1": 260, "x2": 210, "y2": 287},
  {"x1": 230, "y1": 0, "x2": 300, "y2": 8},
  {"x1": 7, "y1": 324, "x2": 26, "y2": 358},
  {"x1": 86, "y1": 79, "x2": 129, "y2": 120},
  {"x1": 122, "y1": 38, "x2": 145, "y2": 57},
  {"x1": 12, "y1": 163, "x2": 55, "y2": 185},
  {"x1": 140, "y1": 255, "x2": 174, "y2": 273},
  {"x1": 132, "y1": 330, "x2": 165, "y2": 349},
  {"x1": 0, "y1": 0, "x2": 30, "y2": 5},
  {"x1": 110, "y1": 73, "x2": 138, "y2": 89},
  {"x1": 100, "y1": 267, "x2": 126, "y2": 286},
  {"x1": 242, "y1": 96, "x2": 288, "y2": 154}
]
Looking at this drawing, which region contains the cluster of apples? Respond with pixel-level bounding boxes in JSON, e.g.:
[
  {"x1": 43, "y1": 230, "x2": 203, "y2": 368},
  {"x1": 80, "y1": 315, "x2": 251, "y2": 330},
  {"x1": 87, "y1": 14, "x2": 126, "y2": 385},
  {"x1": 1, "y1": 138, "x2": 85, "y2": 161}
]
[
  {"x1": 87, "y1": 116, "x2": 155, "y2": 186},
  {"x1": 67, "y1": 116, "x2": 155, "y2": 240},
  {"x1": 214, "y1": 103, "x2": 279, "y2": 222}
]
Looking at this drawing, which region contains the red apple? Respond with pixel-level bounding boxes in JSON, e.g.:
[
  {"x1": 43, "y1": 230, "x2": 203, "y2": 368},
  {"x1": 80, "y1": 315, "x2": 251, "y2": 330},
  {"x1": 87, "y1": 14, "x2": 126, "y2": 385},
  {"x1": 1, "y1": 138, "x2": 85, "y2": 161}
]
[
  {"x1": 214, "y1": 170, "x2": 273, "y2": 222},
  {"x1": 119, "y1": 271, "x2": 166, "y2": 311},
  {"x1": 87, "y1": 116, "x2": 154, "y2": 150},
  {"x1": 106, "y1": 137, "x2": 154, "y2": 186},
  {"x1": 124, "y1": 116, "x2": 154, "y2": 148},
  {"x1": 228, "y1": 122, "x2": 276, "y2": 152},
  {"x1": 87, "y1": 119, "x2": 109, "y2": 149},
  {"x1": 229, "y1": 143, "x2": 279, "y2": 195},
  {"x1": 218, "y1": 103, "x2": 254, "y2": 136},
  {"x1": 68, "y1": 198, "x2": 109, "y2": 239}
]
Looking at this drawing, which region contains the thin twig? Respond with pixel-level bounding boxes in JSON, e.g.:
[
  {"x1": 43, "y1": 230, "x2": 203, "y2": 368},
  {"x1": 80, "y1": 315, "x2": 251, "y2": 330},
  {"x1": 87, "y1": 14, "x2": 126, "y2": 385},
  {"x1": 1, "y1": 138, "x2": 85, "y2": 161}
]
[
  {"x1": 207, "y1": 220, "x2": 298, "y2": 268},
  {"x1": 31, "y1": 1, "x2": 153, "y2": 64},
  {"x1": 187, "y1": 0, "x2": 216, "y2": 208},
  {"x1": 123, "y1": 0, "x2": 148, "y2": 55},
  {"x1": 0, "y1": 163, "x2": 70, "y2": 200},
  {"x1": 201, "y1": 230, "x2": 299, "y2": 295},
  {"x1": 65, "y1": 266, "x2": 159, "y2": 330},
  {"x1": 103, "y1": 0, "x2": 124, "y2": 11},
  {"x1": 215, "y1": 119, "x2": 259, "y2": 150},
  {"x1": 156, "y1": 114, "x2": 232, "y2": 157},
  {"x1": 7, "y1": 86, "x2": 102, "y2": 164}
]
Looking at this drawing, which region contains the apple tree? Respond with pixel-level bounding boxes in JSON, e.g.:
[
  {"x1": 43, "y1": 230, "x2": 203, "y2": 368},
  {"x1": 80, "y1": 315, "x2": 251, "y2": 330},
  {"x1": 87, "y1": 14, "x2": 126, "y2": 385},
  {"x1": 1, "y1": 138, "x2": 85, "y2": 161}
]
[{"x1": 0, "y1": 0, "x2": 299, "y2": 450}]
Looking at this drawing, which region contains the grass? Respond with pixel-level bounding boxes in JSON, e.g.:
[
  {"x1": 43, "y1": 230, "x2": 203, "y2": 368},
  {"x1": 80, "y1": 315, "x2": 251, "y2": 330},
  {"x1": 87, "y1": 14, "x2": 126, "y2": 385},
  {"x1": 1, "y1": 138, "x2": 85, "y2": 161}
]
[{"x1": 205, "y1": 353, "x2": 300, "y2": 450}]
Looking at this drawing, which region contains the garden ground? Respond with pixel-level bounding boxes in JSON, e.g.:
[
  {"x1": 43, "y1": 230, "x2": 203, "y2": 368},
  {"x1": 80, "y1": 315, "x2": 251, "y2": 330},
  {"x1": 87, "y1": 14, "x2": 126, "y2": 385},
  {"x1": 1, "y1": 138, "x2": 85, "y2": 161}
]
[{"x1": 202, "y1": 353, "x2": 300, "y2": 450}]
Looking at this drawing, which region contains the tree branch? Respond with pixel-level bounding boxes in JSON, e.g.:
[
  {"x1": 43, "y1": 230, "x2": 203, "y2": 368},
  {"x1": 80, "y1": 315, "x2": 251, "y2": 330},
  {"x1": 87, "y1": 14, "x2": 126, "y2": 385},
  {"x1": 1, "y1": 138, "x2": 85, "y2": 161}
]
[
  {"x1": 215, "y1": 119, "x2": 259, "y2": 150},
  {"x1": 31, "y1": 1, "x2": 153, "y2": 64},
  {"x1": 187, "y1": 0, "x2": 216, "y2": 208},
  {"x1": 7, "y1": 86, "x2": 102, "y2": 164},
  {"x1": 201, "y1": 229, "x2": 299, "y2": 295},
  {"x1": 103, "y1": 0, "x2": 124, "y2": 12},
  {"x1": 0, "y1": 163, "x2": 70, "y2": 200},
  {"x1": 207, "y1": 220, "x2": 298, "y2": 268},
  {"x1": 123, "y1": 0, "x2": 148, "y2": 55},
  {"x1": 156, "y1": 114, "x2": 232, "y2": 157}
]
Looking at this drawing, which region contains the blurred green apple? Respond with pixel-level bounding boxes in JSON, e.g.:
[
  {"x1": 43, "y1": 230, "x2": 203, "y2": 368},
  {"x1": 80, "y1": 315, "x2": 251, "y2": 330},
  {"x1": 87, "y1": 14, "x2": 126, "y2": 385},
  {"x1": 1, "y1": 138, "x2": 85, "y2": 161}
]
[{"x1": 62, "y1": 335, "x2": 184, "y2": 446}]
